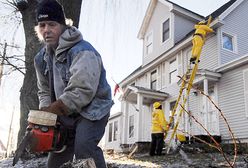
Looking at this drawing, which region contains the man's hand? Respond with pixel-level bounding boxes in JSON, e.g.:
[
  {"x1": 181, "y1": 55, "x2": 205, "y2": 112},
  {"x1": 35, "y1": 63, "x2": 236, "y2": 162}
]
[{"x1": 40, "y1": 99, "x2": 69, "y2": 116}]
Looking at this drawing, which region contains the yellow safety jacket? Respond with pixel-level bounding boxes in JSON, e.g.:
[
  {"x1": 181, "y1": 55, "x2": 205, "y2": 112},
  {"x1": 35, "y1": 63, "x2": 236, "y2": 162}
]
[
  {"x1": 151, "y1": 109, "x2": 168, "y2": 133},
  {"x1": 194, "y1": 24, "x2": 214, "y2": 36}
]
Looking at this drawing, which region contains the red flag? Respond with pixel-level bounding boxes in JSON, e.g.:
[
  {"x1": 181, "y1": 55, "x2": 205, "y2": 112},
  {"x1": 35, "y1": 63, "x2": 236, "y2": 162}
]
[{"x1": 114, "y1": 84, "x2": 120, "y2": 96}]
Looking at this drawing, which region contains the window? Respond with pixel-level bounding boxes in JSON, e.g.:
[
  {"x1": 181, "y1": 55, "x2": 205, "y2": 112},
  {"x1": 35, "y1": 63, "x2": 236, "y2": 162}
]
[
  {"x1": 108, "y1": 123, "x2": 113, "y2": 142},
  {"x1": 169, "y1": 59, "x2": 178, "y2": 84},
  {"x1": 169, "y1": 101, "x2": 176, "y2": 129},
  {"x1": 108, "y1": 121, "x2": 119, "y2": 142},
  {"x1": 150, "y1": 70, "x2": 157, "y2": 90},
  {"x1": 129, "y1": 115, "x2": 134, "y2": 138},
  {"x1": 146, "y1": 32, "x2": 153, "y2": 54},
  {"x1": 113, "y1": 121, "x2": 118, "y2": 141},
  {"x1": 222, "y1": 33, "x2": 234, "y2": 51},
  {"x1": 162, "y1": 19, "x2": 170, "y2": 42}
]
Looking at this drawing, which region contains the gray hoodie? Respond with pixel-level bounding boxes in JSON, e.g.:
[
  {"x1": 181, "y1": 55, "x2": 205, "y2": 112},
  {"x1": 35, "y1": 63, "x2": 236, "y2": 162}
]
[{"x1": 34, "y1": 26, "x2": 113, "y2": 121}]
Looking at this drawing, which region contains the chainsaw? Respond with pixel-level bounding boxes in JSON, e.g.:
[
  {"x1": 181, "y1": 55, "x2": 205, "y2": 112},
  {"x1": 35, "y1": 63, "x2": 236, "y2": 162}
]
[{"x1": 13, "y1": 110, "x2": 66, "y2": 166}]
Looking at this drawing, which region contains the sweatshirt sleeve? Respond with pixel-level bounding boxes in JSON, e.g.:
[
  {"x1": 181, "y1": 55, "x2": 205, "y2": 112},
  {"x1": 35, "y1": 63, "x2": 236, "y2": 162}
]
[
  {"x1": 34, "y1": 58, "x2": 51, "y2": 109},
  {"x1": 59, "y1": 50, "x2": 102, "y2": 113}
]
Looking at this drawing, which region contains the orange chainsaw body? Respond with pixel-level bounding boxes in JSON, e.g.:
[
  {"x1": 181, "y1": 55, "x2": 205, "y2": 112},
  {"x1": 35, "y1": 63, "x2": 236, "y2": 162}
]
[{"x1": 30, "y1": 124, "x2": 60, "y2": 153}]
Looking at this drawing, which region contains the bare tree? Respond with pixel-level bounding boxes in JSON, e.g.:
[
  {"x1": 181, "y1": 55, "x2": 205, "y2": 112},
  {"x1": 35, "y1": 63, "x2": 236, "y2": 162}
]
[{"x1": 0, "y1": 42, "x2": 25, "y2": 86}]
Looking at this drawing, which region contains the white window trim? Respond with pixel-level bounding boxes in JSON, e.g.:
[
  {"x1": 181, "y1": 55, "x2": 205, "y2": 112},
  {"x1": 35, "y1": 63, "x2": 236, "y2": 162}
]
[
  {"x1": 150, "y1": 68, "x2": 158, "y2": 90},
  {"x1": 128, "y1": 115, "x2": 135, "y2": 139},
  {"x1": 161, "y1": 18, "x2": 171, "y2": 44},
  {"x1": 221, "y1": 31, "x2": 238, "y2": 54},
  {"x1": 108, "y1": 122, "x2": 113, "y2": 142},
  {"x1": 146, "y1": 31, "x2": 153, "y2": 55},
  {"x1": 113, "y1": 120, "x2": 118, "y2": 141},
  {"x1": 108, "y1": 120, "x2": 119, "y2": 142},
  {"x1": 243, "y1": 69, "x2": 248, "y2": 118},
  {"x1": 168, "y1": 57, "x2": 178, "y2": 84}
]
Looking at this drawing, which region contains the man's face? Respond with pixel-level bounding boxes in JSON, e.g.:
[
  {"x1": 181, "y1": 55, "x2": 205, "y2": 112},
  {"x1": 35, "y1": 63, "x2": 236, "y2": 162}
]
[{"x1": 38, "y1": 21, "x2": 64, "y2": 48}]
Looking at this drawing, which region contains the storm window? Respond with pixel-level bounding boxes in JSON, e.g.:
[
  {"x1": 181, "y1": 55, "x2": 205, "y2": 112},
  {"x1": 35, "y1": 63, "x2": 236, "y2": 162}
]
[
  {"x1": 151, "y1": 70, "x2": 157, "y2": 90},
  {"x1": 222, "y1": 33, "x2": 235, "y2": 52},
  {"x1": 113, "y1": 121, "x2": 118, "y2": 141},
  {"x1": 169, "y1": 59, "x2": 178, "y2": 84},
  {"x1": 169, "y1": 101, "x2": 176, "y2": 129},
  {"x1": 162, "y1": 19, "x2": 170, "y2": 42},
  {"x1": 129, "y1": 115, "x2": 134, "y2": 138},
  {"x1": 108, "y1": 121, "x2": 119, "y2": 142},
  {"x1": 108, "y1": 123, "x2": 113, "y2": 142},
  {"x1": 146, "y1": 32, "x2": 153, "y2": 54}
]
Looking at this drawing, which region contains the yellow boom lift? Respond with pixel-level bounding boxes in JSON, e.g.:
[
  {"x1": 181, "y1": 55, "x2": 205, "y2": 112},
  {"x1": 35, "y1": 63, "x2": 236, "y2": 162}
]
[{"x1": 166, "y1": 16, "x2": 213, "y2": 153}]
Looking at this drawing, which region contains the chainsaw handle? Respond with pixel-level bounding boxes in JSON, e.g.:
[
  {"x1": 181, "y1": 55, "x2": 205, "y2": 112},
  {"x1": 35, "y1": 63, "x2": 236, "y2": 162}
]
[{"x1": 53, "y1": 145, "x2": 67, "y2": 153}]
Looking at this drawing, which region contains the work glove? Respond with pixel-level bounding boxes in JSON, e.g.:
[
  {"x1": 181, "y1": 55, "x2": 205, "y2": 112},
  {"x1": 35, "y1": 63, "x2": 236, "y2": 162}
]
[{"x1": 40, "y1": 99, "x2": 69, "y2": 116}]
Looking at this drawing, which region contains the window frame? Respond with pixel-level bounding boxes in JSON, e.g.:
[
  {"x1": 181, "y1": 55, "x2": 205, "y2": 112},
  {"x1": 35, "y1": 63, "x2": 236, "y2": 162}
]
[
  {"x1": 128, "y1": 115, "x2": 134, "y2": 138},
  {"x1": 146, "y1": 31, "x2": 153, "y2": 55},
  {"x1": 221, "y1": 32, "x2": 237, "y2": 53},
  {"x1": 150, "y1": 69, "x2": 157, "y2": 90},
  {"x1": 169, "y1": 59, "x2": 178, "y2": 84},
  {"x1": 113, "y1": 121, "x2": 118, "y2": 141},
  {"x1": 108, "y1": 122, "x2": 113, "y2": 142},
  {"x1": 162, "y1": 19, "x2": 170, "y2": 43},
  {"x1": 169, "y1": 101, "x2": 176, "y2": 129}
]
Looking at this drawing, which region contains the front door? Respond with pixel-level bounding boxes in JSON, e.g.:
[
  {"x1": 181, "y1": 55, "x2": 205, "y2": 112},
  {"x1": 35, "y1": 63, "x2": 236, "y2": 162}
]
[
  {"x1": 207, "y1": 91, "x2": 220, "y2": 135},
  {"x1": 200, "y1": 91, "x2": 220, "y2": 135}
]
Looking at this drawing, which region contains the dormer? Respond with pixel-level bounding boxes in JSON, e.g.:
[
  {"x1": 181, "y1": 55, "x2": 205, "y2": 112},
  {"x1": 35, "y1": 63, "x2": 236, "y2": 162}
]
[{"x1": 138, "y1": 0, "x2": 204, "y2": 66}]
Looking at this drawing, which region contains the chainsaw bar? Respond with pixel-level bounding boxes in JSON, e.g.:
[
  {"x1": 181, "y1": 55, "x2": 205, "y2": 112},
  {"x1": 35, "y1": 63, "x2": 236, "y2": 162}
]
[{"x1": 12, "y1": 127, "x2": 32, "y2": 166}]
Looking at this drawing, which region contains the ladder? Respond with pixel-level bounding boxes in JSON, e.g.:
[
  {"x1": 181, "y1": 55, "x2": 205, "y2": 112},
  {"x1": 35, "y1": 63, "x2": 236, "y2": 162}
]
[{"x1": 166, "y1": 16, "x2": 213, "y2": 153}]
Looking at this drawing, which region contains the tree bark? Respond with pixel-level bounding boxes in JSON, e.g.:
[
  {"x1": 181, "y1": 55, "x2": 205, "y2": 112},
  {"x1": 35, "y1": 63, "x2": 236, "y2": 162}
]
[
  {"x1": 58, "y1": 0, "x2": 83, "y2": 28},
  {"x1": 18, "y1": 0, "x2": 82, "y2": 144}
]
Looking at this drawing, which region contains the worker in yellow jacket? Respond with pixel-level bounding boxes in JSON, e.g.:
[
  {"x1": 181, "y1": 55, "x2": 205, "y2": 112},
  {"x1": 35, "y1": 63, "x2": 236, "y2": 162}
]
[
  {"x1": 190, "y1": 20, "x2": 214, "y2": 64},
  {"x1": 150, "y1": 102, "x2": 168, "y2": 156}
]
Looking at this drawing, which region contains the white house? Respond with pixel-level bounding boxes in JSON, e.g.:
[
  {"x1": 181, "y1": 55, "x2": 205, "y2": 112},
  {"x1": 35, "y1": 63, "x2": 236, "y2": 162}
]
[{"x1": 104, "y1": 0, "x2": 248, "y2": 152}]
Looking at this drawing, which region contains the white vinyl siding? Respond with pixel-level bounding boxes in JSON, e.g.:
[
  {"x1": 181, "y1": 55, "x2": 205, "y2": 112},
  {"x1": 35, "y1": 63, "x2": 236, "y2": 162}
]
[
  {"x1": 142, "y1": 2, "x2": 174, "y2": 65},
  {"x1": 220, "y1": 1, "x2": 248, "y2": 65},
  {"x1": 198, "y1": 35, "x2": 218, "y2": 70},
  {"x1": 244, "y1": 69, "x2": 248, "y2": 117},
  {"x1": 174, "y1": 15, "x2": 196, "y2": 44},
  {"x1": 218, "y1": 65, "x2": 248, "y2": 141}
]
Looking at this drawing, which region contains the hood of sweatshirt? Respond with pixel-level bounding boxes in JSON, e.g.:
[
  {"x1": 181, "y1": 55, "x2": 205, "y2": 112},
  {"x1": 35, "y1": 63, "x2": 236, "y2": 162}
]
[{"x1": 55, "y1": 26, "x2": 83, "y2": 62}]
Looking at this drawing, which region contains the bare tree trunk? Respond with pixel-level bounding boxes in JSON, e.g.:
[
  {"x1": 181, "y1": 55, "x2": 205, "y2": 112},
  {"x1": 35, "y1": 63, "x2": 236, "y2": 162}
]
[
  {"x1": 18, "y1": 0, "x2": 83, "y2": 144},
  {"x1": 18, "y1": 0, "x2": 41, "y2": 144},
  {"x1": 58, "y1": 0, "x2": 83, "y2": 28}
]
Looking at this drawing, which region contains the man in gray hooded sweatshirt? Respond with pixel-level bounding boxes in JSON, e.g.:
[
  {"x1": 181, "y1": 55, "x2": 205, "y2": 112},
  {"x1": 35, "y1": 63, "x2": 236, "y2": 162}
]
[{"x1": 34, "y1": 0, "x2": 113, "y2": 167}]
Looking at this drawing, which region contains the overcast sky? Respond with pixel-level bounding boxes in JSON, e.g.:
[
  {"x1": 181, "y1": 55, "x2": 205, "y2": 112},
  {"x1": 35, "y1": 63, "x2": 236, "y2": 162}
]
[{"x1": 0, "y1": 0, "x2": 229, "y2": 147}]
